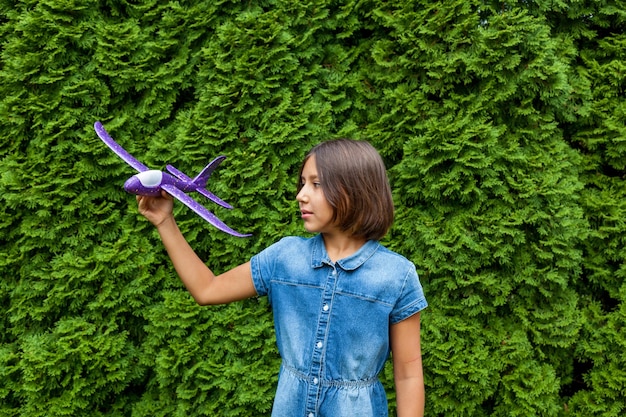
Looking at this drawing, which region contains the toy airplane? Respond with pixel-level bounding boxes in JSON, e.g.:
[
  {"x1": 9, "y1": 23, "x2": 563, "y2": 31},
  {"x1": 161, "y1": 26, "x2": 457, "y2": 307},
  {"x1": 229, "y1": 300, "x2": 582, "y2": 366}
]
[{"x1": 94, "y1": 121, "x2": 251, "y2": 237}]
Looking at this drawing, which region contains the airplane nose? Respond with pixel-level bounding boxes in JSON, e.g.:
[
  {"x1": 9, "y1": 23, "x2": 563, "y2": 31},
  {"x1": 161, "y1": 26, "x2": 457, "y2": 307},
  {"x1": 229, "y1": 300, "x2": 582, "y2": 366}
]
[{"x1": 124, "y1": 176, "x2": 161, "y2": 196}]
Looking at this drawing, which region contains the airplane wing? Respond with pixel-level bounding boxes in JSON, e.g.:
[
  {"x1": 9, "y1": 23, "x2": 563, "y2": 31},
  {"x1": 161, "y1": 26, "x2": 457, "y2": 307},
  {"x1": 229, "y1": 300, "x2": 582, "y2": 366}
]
[
  {"x1": 161, "y1": 184, "x2": 251, "y2": 238},
  {"x1": 94, "y1": 121, "x2": 150, "y2": 173}
]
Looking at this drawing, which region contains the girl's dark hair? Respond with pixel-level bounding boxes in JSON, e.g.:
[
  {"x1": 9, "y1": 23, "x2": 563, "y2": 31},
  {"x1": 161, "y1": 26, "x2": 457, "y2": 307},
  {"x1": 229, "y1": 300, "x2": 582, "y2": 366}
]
[{"x1": 297, "y1": 139, "x2": 394, "y2": 241}]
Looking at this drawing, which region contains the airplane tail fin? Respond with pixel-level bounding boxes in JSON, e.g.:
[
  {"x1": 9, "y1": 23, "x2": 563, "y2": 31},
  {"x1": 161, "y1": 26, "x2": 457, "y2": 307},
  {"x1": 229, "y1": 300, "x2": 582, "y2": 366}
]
[
  {"x1": 166, "y1": 156, "x2": 233, "y2": 209},
  {"x1": 192, "y1": 156, "x2": 226, "y2": 188},
  {"x1": 193, "y1": 156, "x2": 233, "y2": 209},
  {"x1": 196, "y1": 187, "x2": 233, "y2": 209}
]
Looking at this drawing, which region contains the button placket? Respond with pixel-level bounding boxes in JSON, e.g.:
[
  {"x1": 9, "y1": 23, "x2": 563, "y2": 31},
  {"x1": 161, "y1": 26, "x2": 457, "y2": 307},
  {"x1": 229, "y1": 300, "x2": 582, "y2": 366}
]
[{"x1": 305, "y1": 266, "x2": 339, "y2": 416}]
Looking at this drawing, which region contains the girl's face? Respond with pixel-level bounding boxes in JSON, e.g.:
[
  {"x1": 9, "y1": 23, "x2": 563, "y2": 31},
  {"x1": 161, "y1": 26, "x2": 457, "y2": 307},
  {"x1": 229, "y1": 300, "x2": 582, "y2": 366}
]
[{"x1": 296, "y1": 155, "x2": 338, "y2": 235}]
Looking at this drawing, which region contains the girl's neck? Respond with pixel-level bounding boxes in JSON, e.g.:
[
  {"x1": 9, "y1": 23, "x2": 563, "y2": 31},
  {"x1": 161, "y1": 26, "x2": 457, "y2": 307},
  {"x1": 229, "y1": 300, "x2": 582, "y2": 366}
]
[{"x1": 321, "y1": 232, "x2": 367, "y2": 263}]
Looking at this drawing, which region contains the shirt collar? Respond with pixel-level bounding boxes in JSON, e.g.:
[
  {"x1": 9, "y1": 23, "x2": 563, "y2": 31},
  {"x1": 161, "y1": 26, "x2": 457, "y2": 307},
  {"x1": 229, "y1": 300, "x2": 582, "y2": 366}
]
[{"x1": 310, "y1": 234, "x2": 380, "y2": 271}]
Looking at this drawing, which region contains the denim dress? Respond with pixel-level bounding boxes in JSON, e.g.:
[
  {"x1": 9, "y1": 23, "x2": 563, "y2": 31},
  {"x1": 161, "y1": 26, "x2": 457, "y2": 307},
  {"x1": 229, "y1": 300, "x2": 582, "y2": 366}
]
[{"x1": 250, "y1": 235, "x2": 428, "y2": 417}]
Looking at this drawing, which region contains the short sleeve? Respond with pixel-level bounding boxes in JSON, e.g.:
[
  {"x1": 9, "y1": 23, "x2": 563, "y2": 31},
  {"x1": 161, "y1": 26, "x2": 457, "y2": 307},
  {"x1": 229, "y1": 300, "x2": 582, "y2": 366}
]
[
  {"x1": 390, "y1": 264, "x2": 428, "y2": 324},
  {"x1": 250, "y1": 237, "x2": 289, "y2": 298}
]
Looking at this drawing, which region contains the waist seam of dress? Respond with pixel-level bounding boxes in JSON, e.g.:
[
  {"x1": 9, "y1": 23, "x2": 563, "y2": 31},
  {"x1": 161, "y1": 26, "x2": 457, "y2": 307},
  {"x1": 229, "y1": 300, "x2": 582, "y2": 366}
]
[{"x1": 283, "y1": 364, "x2": 379, "y2": 388}]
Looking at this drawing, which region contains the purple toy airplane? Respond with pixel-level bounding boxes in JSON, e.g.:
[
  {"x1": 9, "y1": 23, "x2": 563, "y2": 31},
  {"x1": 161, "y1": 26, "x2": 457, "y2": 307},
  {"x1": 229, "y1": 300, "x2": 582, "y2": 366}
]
[{"x1": 94, "y1": 121, "x2": 250, "y2": 237}]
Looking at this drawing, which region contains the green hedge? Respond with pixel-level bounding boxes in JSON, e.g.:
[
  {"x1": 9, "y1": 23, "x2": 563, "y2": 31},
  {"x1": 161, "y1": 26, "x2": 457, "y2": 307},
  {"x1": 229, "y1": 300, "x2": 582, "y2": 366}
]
[{"x1": 1, "y1": 0, "x2": 624, "y2": 416}]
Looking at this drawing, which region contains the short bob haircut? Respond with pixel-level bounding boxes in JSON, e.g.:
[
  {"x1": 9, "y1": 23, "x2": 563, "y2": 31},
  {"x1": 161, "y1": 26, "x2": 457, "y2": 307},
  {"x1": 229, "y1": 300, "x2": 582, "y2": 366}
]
[{"x1": 298, "y1": 139, "x2": 394, "y2": 241}]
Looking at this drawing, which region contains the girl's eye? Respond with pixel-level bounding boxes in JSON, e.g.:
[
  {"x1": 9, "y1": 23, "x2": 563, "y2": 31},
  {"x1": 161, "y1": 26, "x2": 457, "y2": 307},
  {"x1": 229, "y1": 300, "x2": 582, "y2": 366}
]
[{"x1": 299, "y1": 179, "x2": 322, "y2": 189}]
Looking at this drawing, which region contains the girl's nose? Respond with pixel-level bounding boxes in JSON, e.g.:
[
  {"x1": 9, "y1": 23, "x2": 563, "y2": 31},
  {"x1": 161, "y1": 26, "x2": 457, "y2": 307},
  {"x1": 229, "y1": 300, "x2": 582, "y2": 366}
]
[{"x1": 296, "y1": 187, "x2": 307, "y2": 202}]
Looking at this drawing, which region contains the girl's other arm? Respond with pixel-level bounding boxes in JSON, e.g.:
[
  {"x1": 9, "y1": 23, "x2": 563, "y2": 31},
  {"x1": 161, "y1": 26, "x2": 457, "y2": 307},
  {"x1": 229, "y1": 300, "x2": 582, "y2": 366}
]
[
  {"x1": 390, "y1": 312, "x2": 425, "y2": 417},
  {"x1": 137, "y1": 192, "x2": 257, "y2": 305}
]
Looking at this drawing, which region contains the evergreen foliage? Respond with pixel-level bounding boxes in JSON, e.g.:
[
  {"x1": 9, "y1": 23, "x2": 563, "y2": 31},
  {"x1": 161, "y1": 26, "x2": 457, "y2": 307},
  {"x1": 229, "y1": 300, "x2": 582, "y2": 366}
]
[{"x1": 0, "y1": 0, "x2": 624, "y2": 415}]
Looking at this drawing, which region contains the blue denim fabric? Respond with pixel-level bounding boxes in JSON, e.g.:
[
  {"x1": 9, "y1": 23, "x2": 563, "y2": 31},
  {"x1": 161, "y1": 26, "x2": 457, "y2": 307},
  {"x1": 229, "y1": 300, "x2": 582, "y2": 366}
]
[{"x1": 250, "y1": 235, "x2": 428, "y2": 417}]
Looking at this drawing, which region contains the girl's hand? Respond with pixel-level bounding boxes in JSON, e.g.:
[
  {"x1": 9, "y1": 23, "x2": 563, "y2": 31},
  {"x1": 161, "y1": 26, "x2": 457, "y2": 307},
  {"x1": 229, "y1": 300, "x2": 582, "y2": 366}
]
[{"x1": 137, "y1": 190, "x2": 174, "y2": 227}]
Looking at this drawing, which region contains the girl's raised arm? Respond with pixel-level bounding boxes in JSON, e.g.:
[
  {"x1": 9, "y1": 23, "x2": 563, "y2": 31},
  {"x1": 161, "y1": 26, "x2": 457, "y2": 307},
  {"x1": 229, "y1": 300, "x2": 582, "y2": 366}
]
[{"x1": 138, "y1": 192, "x2": 257, "y2": 305}]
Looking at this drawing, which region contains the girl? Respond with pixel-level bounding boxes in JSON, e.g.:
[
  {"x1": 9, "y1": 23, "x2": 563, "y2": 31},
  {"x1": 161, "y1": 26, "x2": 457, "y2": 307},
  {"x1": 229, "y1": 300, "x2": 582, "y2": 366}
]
[{"x1": 137, "y1": 139, "x2": 428, "y2": 417}]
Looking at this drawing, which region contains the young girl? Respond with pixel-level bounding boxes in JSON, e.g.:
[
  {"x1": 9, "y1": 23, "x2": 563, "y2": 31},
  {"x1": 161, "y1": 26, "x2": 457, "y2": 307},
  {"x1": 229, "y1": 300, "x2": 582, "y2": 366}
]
[{"x1": 137, "y1": 139, "x2": 428, "y2": 417}]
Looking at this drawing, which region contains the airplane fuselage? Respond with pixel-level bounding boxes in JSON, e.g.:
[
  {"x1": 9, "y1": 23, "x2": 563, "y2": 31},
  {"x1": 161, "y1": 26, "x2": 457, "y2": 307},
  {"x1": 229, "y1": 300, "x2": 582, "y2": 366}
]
[{"x1": 124, "y1": 170, "x2": 195, "y2": 196}]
